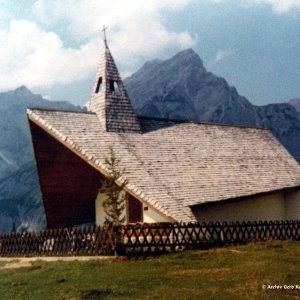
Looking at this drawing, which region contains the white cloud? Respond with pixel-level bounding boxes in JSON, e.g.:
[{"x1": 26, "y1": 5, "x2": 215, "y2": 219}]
[
  {"x1": 32, "y1": 0, "x2": 194, "y2": 39},
  {"x1": 0, "y1": 20, "x2": 100, "y2": 89},
  {"x1": 242, "y1": 0, "x2": 300, "y2": 13},
  {"x1": 31, "y1": 0, "x2": 196, "y2": 75},
  {"x1": 214, "y1": 49, "x2": 234, "y2": 63},
  {"x1": 0, "y1": 0, "x2": 196, "y2": 90},
  {"x1": 206, "y1": 49, "x2": 235, "y2": 69}
]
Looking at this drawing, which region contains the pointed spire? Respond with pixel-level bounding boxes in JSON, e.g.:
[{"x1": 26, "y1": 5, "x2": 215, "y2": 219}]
[{"x1": 86, "y1": 31, "x2": 142, "y2": 133}]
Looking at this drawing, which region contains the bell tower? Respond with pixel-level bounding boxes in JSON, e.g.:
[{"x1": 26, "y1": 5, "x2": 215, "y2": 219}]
[{"x1": 86, "y1": 26, "x2": 142, "y2": 133}]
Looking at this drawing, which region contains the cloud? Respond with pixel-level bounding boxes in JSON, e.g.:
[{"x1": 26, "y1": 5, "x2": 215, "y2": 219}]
[
  {"x1": 32, "y1": 0, "x2": 194, "y2": 40},
  {"x1": 242, "y1": 0, "x2": 300, "y2": 13},
  {"x1": 0, "y1": 20, "x2": 100, "y2": 89},
  {"x1": 206, "y1": 49, "x2": 235, "y2": 69},
  {"x1": 0, "y1": 0, "x2": 196, "y2": 91},
  {"x1": 214, "y1": 49, "x2": 234, "y2": 63},
  {"x1": 31, "y1": 0, "x2": 196, "y2": 74}
]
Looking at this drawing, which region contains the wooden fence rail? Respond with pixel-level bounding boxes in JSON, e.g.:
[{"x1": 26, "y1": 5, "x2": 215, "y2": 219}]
[
  {"x1": 0, "y1": 220, "x2": 299, "y2": 257},
  {"x1": 0, "y1": 226, "x2": 117, "y2": 257},
  {"x1": 123, "y1": 220, "x2": 300, "y2": 257}
]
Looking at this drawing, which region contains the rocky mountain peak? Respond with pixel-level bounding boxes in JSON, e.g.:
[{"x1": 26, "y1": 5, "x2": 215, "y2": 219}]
[
  {"x1": 168, "y1": 48, "x2": 205, "y2": 70},
  {"x1": 125, "y1": 48, "x2": 256, "y2": 125},
  {"x1": 15, "y1": 85, "x2": 32, "y2": 94},
  {"x1": 0, "y1": 85, "x2": 43, "y2": 108}
]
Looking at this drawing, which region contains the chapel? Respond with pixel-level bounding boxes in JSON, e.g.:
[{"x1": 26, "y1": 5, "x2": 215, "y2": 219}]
[{"x1": 27, "y1": 36, "x2": 300, "y2": 228}]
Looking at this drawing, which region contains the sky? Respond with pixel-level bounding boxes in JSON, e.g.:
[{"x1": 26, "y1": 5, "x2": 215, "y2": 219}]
[{"x1": 1, "y1": 0, "x2": 300, "y2": 106}]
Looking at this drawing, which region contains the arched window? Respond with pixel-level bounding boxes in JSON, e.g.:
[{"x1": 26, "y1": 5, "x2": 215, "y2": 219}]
[
  {"x1": 109, "y1": 80, "x2": 120, "y2": 94},
  {"x1": 95, "y1": 77, "x2": 102, "y2": 93}
]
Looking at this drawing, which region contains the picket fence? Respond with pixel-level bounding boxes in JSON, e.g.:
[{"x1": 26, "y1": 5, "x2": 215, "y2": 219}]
[{"x1": 0, "y1": 220, "x2": 299, "y2": 258}]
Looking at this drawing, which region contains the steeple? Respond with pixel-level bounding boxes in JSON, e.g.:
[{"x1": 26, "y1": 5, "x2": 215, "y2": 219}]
[{"x1": 86, "y1": 29, "x2": 142, "y2": 133}]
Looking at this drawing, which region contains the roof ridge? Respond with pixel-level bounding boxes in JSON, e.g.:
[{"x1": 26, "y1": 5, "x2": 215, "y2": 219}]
[
  {"x1": 138, "y1": 115, "x2": 267, "y2": 130},
  {"x1": 27, "y1": 107, "x2": 94, "y2": 115}
]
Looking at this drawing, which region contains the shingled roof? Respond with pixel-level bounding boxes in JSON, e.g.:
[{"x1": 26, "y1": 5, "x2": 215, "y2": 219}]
[{"x1": 27, "y1": 108, "x2": 300, "y2": 222}]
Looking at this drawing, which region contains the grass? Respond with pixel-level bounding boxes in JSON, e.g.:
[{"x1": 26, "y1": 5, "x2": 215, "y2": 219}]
[
  {"x1": 0, "y1": 261, "x2": 7, "y2": 267},
  {"x1": 0, "y1": 240, "x2": 299, "y2": 300}
]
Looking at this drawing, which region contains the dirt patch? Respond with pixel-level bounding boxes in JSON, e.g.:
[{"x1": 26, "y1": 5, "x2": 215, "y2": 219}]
[
  {"x1": 229, "y1": 249, "x2": 245, "y2": 254},
  {"x1": 0, "y1": 261, "x2": 32, "y2": 270},
  {"x1": 0, "y1": 256, "x2": 118, "y2": 271}
]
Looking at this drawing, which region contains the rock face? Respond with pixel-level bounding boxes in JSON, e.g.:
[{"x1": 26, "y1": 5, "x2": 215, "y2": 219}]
[
  {"x1": 125, "y1": 48, "x2": 300, "y2": 163},
  {"x1": 0, "y1": 162, "x2": 44, "y2": 232},
  {"x1": 290, "y1": 98, "x2": 300, "y2": 113},
  {"x1": 125, "y1": 49, "x2": 260, "y2": 126},
  {"x1": 0, "y1": 86, "x2": 83, "y2": 232},
  {"x1": 256, "y1": 103, "x2": 300, "y2": 163}
]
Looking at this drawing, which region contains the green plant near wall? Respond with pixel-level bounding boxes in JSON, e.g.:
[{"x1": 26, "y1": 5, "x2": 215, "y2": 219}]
[{"x1": 101, "y1": 147, "x2": 128, "y2": 227}]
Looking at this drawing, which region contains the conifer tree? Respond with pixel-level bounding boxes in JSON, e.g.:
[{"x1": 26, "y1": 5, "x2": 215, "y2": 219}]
[{"x1": 101, "y1": 147, "x2": 128, "y2": 226}]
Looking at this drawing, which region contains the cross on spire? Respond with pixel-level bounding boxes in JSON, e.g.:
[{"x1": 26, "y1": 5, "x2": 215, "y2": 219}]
[{"x1": 102, "y1": 25, "x2": 108, "y2": 47}]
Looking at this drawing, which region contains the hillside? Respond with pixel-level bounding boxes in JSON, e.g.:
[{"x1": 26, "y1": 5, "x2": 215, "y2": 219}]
[
  {"x1": 0, "y1": 240, "x2": 299, "y2": 299},
  {"x1": 0, "y1": 162, "x2": 44, "y2": 232}
]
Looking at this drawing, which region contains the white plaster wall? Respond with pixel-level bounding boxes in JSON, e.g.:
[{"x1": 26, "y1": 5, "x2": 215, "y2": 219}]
[
  {"x1": 143, "y1": 206, "x2": 169, "y2": 223},
  {"x1": 95, "y1": 192, "x2": 107, "y2": 226},
  {"x1": 95, "y1": 191, "x2": 126, "y2": 226},
  {"x1": 285, "y1": 190, "x2": 300, "y2": 220},
  {"x1": 193, "y1": 193, "x2": 286, "y2": 223},
  {"x1": 96, "y1": 191, "x2": 168, "y2": 225}
]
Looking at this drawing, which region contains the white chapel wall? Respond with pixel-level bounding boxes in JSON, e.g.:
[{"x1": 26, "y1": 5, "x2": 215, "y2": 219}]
[
  {"x1": 285, "y1": 190, "x2": 300, "y2": 220},
  {"x1": 95, "y1": 191, "x2": 126, "y2": 226},
  {"x1": 96, "y1": 191, "x2": 168, "y2": 225},
  {"x1": 95, "y1": 192, "x2": 108, "y2": 226},
  {"x1": 193, "y1": 193, "x2": 286, "y2": 223},
  {"x1": 143, "y1": 206, "x2": 169, "y2": 223}
]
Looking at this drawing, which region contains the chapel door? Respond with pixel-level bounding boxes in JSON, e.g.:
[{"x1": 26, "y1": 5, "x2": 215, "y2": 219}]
[{"x1": 128, "y1": 195, "x2": 143, "y2": 223}]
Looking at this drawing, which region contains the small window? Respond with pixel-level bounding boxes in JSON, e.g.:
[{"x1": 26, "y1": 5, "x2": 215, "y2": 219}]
[
  {"x1": 109, "y1": 80, "x2": 120, "y2": 94},
  {"x1": 95, "y1": 77, "x2": 102, "y2": 93}
]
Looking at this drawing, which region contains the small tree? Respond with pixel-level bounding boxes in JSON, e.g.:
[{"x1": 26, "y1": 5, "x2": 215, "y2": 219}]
[{"x1": 101, "y1": 147, "x2": 128, "y2": 226}]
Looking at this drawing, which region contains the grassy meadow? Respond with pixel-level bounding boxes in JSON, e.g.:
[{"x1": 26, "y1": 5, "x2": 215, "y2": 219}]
[{"x1": 0, "y1": 240, "x2": 299, "y2": 300}]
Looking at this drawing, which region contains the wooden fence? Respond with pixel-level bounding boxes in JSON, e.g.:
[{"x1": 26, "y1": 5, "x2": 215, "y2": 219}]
[
  {"x1": 0, "y1": 220, "x2": 299, "y2": 257},
  {"x1": 123, "y1": 220, "x2": 300, "y2": 257},
  {"x1": 0, "y1": 226, "x2": 119, "y2": 257}
]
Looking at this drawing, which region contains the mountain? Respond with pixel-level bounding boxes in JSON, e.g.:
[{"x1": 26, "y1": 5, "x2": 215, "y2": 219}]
[
  {"x1": 289, "y1": 98, "x2": 300, "y2": 113},
  {"x1": 0, "y1": 86, "x2": 83, "y2": 232},
  {"x1": 126, "y1": 49, "x2": 260, "y2": 126},
  {"x1": 0, "y1": 86, "x2": 82, "y2": 181},
  {"x1": 0, "y1": 162, "x2": 44, "y2": 232},
  {"x1": 256, "y1": 103, "x2": 300, "y2": 163},
  {"x1": 125, "y1": 48, "x2": 300, "y2": 163}
]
